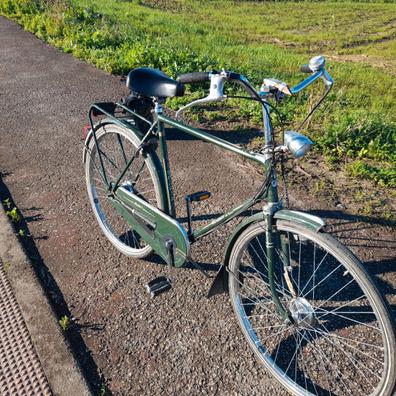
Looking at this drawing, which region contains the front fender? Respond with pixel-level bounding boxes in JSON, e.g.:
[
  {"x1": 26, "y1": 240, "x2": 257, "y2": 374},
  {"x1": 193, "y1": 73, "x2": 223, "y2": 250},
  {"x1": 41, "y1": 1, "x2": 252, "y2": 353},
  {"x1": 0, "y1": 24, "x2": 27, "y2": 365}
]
[
  {"x1": 208, "y1": 212, "x2": 265, "y2": 298},
  {"x1": 274, "y1": 209, "x2": 325, "y2": 232},
  {"x1": 223, "y1": 209, "x2": 325, "y2": 266},
  {"x1": 207, "y1": 209, "x2": 325, "y2": 298},
  {"x1": 223, "y1": 212, "x2": 265, "y2": 270}
]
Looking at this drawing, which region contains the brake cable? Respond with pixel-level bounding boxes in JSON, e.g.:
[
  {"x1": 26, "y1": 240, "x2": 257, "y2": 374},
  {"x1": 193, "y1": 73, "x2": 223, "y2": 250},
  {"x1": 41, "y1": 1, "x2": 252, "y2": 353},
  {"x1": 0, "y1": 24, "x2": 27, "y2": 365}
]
[{"x1": 296, "y1": 86, "x2": 331, "y2": 133}]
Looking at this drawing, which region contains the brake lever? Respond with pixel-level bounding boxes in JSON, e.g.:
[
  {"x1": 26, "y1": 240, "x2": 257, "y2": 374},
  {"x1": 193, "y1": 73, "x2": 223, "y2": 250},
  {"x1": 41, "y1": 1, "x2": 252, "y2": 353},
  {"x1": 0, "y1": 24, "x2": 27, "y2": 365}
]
[{"x1": 175, "y1": 74, "x2": 227, "y2": 118}]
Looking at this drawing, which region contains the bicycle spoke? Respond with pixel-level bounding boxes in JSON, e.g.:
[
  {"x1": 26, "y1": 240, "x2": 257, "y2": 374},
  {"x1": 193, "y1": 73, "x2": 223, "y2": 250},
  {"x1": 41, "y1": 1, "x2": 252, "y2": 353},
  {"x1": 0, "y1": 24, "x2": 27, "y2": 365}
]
[
  {"x1": 306, "y1": 324, "x2": 381, "y2": 384},
  {"x1": 318, "y1": 308, "x2": 381, "y2": 332},
  {"x1": 315, "y1": 294, "x2": 367, "y2": 315},
  {"x1": 302, "y1": 263, "x2": 342, "y2": 299},
  {"x1": 237, "y1": 291, "x2": 281, "y2": 320},
  {"x1": 240, "y1": 257, "x2": 292, "y2": 300},
  {"x1": 315, "y1": 322, "x2": 384, "y2": 364},
  {"x1": 301, "y1": 328, "x2": 356, "y2": 394},
  {"x1": 299, "y1": 251, "x2": 329, "y2": 296}
]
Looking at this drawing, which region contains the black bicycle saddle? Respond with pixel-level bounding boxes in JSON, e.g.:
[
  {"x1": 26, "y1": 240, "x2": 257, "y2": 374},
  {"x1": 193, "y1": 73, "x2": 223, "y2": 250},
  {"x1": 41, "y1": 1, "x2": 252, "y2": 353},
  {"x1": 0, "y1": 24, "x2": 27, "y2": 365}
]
[{"x1": 126, "y1": 68, "x2": 185, "y2": 98}]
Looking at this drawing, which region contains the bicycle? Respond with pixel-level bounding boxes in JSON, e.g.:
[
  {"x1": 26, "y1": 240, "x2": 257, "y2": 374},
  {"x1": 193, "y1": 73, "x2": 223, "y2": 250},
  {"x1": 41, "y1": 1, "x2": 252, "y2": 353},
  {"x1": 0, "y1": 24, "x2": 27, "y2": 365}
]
[{"x1": 83, "y1": 55, "x2": 396, "y2": 395}]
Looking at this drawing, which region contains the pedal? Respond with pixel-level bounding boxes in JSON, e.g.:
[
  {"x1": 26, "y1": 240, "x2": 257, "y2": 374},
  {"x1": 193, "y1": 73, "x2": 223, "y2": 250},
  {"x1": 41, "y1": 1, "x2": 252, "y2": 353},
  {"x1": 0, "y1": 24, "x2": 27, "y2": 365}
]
[
  {"x1": 185, "y1": 191, "x2": 211, "y2": 236},
  {"x1": 186, "y1": 191, "x2": 211, "y2": 202},
  {"x1": 146, "y1": 276, "x2": 172, "y2": 298}
]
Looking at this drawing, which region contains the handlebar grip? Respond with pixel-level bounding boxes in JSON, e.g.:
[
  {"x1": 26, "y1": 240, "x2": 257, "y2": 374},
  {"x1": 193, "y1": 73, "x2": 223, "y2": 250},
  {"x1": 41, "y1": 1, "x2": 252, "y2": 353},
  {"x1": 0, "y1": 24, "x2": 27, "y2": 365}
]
[
  {"x1": 300, "y1": 64, "x2": 313, "y2": 74},
  {"x1": 177, "y1": 72, "x2": 211, "y2": 84}
]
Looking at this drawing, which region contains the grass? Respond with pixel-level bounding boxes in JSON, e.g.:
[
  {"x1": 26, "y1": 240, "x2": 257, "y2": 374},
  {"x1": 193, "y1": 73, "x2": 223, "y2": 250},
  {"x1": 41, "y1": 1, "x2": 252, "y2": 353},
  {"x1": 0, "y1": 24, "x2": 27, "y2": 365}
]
[{"x1": 1, "y1": 0, "x2": 395, "y2": 186}]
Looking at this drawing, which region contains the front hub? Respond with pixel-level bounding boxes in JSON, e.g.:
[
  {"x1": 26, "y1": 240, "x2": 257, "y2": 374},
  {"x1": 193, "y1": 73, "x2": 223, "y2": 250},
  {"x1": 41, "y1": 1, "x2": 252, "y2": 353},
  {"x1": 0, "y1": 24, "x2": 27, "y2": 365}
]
[{"x1": 289, "y1": 297, "x2": 317, "y2": 329}]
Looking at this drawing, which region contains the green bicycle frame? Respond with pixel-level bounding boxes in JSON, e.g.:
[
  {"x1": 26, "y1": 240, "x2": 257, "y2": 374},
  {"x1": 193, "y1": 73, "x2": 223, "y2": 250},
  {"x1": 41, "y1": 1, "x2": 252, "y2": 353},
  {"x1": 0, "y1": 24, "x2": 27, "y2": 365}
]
[
  {"x1": 87, "y1": 100, "x2": 288, "y2": 319},
  {"x1": 154, "y1": 107, "x2": 287, "y2": 319},
  {"x1": 156, "y1": 113, "x2": 277, "y2": 240}
]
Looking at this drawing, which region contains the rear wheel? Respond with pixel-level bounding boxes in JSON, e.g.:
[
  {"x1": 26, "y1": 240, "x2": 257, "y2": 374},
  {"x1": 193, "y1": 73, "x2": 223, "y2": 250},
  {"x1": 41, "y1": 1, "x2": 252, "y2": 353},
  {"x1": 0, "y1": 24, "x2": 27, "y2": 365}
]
[
  {"x1": 85, "y1": 123, "x2": 164, "y2": 258},
  {"x1": 228, "y1": 220, "x2": 396, "y2": 396}
]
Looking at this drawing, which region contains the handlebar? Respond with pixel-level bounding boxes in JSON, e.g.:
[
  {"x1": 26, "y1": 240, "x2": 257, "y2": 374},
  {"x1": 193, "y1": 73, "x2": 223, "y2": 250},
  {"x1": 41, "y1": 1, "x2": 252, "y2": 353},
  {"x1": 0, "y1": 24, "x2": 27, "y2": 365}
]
[
  {"x1": 289, "y1": 67, "x2": 333, "y2": 95},
  {"x1": 300, "y1": 64, "x2": 312, "y2": 74},
  {"x1": 177, "y1": 72, "x2": 211, "y2": 84},
  {"x1": 174, "y1": 55, "x2": 333, "y2": 117}
]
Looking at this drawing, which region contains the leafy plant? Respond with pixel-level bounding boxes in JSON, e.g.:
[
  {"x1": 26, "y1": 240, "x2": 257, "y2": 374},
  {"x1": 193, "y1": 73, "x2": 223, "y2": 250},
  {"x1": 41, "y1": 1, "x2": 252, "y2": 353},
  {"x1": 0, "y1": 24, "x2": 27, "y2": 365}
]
[
  {"x1": 2, "y1": 261, "x2": 12, "y2": 272},
  {"x1": 2, "y1": 198, "x2": 12, "y2": 209},
  {"x1": 59, "y1": 315, "x2": 70, "y2": 331},
  {"x1": 6, "y1": 207, "x2": 21, "y2": 223},
  {"x1": 99, "y1": 383, "x2": 107, "y2": 396},
  {"x1": 346, "y1": 160, "x2": 396, "y2": 188}
]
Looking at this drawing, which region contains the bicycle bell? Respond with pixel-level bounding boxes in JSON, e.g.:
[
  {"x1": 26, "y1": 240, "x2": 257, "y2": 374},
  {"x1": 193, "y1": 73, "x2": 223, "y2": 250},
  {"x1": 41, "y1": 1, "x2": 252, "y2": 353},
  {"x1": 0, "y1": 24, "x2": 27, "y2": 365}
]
[{"x1": 284, "y1": 131, "x2": 313, "y2": 158}]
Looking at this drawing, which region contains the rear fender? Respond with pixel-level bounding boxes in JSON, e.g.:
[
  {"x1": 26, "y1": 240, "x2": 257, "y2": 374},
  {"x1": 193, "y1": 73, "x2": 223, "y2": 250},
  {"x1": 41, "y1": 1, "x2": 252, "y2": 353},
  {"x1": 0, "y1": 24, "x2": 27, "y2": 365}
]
[{"x1": 82, "y1": 120, "x2": 170, "y2": 214}]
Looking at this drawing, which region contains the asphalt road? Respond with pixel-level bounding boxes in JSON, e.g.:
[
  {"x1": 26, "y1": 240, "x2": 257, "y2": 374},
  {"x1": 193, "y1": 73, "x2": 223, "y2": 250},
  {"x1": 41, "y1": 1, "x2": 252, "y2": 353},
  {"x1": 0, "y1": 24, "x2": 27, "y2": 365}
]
[{"x1": 1, "y1": 15, "x2": 395, "y2": 396}]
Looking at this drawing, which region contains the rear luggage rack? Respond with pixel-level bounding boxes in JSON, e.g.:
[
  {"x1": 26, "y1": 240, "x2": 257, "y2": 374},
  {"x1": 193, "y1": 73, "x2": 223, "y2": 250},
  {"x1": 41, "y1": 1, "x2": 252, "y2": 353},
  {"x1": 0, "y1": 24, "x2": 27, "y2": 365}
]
[{"x1": 88, "y1": 101, "x2": 153, "y2": 136}]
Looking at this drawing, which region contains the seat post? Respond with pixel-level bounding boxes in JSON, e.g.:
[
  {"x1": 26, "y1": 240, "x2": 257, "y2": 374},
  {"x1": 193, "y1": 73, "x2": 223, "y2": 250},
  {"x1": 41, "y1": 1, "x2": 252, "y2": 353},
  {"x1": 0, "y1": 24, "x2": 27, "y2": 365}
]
[{"x1": 154, "y1": 98, "x2": 164, "y2": 115}]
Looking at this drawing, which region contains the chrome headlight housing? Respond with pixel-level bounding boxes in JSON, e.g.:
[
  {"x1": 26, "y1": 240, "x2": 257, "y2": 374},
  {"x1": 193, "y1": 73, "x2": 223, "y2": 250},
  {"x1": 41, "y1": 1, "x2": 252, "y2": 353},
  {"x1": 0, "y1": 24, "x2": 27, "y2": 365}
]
[{"x1": 284, "y1": 131, "x2": 313, "y2": 158}]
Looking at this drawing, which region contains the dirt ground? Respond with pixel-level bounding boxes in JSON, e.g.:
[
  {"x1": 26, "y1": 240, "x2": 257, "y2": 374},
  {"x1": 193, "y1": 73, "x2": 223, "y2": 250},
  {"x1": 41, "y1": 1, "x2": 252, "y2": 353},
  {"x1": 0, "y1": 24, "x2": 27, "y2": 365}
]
[{"x1": 0, "y1": 16, "x2": 395, "y2": 395}]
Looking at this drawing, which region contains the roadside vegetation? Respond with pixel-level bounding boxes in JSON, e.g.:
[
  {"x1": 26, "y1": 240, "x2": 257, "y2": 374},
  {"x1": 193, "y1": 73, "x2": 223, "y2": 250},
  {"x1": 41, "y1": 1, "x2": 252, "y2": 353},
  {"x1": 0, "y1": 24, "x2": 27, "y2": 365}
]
[{"x1": 1, "y1": 0, "x2": 395, "y2": 188}]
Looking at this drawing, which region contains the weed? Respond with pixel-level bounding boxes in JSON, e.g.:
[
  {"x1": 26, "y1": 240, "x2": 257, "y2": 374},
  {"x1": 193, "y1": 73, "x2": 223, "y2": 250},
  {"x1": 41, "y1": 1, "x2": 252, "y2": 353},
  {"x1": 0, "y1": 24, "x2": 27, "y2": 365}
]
[
  {"x1": 99, "y1": 383, "x2": 107, "y2": 396},
  {"x1": 362, "y1": 201, "x2": 374, "y2": 217},
  {"x1": 313, "y1": 180, "x2": 326, "y2": 195},
  {"x1": 2, "y1": 198, "x2": 11, "y2": 209},
  {"x1": 2, "y1": 261, "x2": 11, "y2": 272},
  {"x1": 59, "y1": 315, "x2": 70, "y2": 331},
  {"x1": 6, "y1": 207, "x2": 21, "y2": 223},
  {"x1": 346, "y1": 160, "x2": 396, "y2": 188},
  {"x1": 18, "y1": 229, "x2": 25, "y2": 237},
  {"x1": 354, "y1": 189, "x2": 365, "y2": 202}
]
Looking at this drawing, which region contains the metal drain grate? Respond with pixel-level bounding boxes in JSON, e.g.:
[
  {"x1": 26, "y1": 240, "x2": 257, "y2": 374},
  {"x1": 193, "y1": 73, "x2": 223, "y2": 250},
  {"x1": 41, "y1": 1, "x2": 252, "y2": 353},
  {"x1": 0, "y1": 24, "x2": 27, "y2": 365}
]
[{"x1": 0, "y1": 262, "x2": 52, "y2": 395}]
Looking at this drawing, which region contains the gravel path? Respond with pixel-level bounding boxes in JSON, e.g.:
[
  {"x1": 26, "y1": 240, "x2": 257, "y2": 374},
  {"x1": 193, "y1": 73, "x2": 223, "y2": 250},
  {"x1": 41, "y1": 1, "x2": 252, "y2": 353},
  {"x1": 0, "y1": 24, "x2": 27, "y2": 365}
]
[{"x1": 0, "y1": 16, "x2": 395, "y2": 395}]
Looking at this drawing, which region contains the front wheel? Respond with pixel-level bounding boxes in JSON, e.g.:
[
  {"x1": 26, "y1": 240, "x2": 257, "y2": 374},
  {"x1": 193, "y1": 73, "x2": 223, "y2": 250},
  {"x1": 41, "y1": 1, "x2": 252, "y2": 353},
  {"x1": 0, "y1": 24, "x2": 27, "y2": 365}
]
[{"x1": 228, "y1": 220, "x2": 396, "y2": 396}]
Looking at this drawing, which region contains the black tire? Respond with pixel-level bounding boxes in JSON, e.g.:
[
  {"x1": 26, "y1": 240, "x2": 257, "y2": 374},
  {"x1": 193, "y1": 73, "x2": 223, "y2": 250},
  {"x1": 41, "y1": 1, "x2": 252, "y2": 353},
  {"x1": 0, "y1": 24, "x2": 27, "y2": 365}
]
[
  {"x1": 228, "y1": 220, "x2": 396, "y2": 396},
  {"x1": 85, "y1": 123, "x2": 164, "y2": 258}
]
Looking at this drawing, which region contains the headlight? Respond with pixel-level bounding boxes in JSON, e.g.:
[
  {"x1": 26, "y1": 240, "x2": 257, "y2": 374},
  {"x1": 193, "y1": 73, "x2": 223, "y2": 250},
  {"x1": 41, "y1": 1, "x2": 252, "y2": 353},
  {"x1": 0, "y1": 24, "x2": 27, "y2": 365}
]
[{"x1": 284, "y1": 131, "x2": 313, "y2": 158}]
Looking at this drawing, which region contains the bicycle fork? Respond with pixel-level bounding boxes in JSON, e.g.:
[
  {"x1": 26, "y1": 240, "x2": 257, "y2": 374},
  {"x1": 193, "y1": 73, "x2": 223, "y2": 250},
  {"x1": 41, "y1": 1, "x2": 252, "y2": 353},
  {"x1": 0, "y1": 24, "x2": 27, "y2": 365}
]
[{"x1": 264, "y1": 211, "x2": 294, "y2": 323}]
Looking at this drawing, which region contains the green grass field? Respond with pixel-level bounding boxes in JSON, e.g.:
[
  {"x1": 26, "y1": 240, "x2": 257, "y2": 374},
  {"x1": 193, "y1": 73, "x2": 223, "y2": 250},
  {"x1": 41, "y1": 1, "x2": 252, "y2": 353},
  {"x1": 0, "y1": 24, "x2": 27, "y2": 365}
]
[{"x1": 1, "y1": 0, "x2": 395, "y2": 186}]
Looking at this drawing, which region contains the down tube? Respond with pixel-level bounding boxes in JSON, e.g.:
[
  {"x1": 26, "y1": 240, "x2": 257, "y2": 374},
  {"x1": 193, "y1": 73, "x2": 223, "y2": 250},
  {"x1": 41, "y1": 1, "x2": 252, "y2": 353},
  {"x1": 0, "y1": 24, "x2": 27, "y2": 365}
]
[{"x1": 192, "y1": 158, "x2": 272, "y2": 239}]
